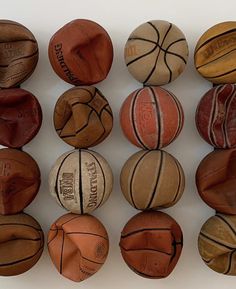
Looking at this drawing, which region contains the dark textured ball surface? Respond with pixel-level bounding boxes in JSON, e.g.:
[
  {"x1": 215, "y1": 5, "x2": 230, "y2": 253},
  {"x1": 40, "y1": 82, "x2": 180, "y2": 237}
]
[
  {"x1": 54, "y1": 86, "x2": 113, "y2": 148},
  {"x1": 0, "y1": 20, "x2": 38, "y2": 88},
  {"x1": 196, "y1": 149, "x2": 236, "y2": 214},
  {"x1": 0, "y1": 213, "x2": 44, "y2": 276},
  {"x1": 0, "y1": 88, "x2": 42, "y2": 148},
  {"x1": 120, "y1": 211, "x2": 183, "y2": 278},
  {"x1": 0, "y1": 148, "x2": 41, "y2": 215}
]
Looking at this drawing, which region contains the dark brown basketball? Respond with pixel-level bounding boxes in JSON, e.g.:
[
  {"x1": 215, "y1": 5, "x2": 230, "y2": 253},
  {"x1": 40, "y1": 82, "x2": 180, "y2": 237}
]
[
  {"x1": 48, "y1": 213, "x2": 109, "y2": 282},
  {"x1": 120, "y1": 211, "x2": 183, "y2": 278},
  {"x1": 0, "y1": 148, "x2": 41, "y2": 215},
  {"x1": 0, "y1": 88, "x2": 42, "y2": 148},
  {"x1": 54, "y1": 86, "x2": 113, "y2": 148},
  {"x1": 0, "y1": 213, "x2": 44, "y2": 276},
  {"x1": 0, "y1": 20, "x2": 38, "y2": 88}
]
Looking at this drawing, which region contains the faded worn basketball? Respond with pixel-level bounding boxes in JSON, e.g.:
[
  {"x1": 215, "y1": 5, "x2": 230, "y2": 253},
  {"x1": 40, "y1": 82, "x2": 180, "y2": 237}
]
[
  {"x1": 120, "y1": 86, "x2": 184, "y2": 149},
  {"x1": 49, "y1": 149, "x2": 113, "y2": 214}
]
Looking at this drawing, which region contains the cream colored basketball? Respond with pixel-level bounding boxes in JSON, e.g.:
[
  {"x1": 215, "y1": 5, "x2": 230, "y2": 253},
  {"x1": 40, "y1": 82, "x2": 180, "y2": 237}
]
[{"x1": 49, "y1": 149, "x2": 113, "y2": 214}]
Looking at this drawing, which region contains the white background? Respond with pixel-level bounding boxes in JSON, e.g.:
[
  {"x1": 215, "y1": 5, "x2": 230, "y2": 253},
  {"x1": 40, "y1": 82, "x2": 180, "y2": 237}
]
[{"x1": 0, "y1": 0, "x2": 235, "y2": 288}]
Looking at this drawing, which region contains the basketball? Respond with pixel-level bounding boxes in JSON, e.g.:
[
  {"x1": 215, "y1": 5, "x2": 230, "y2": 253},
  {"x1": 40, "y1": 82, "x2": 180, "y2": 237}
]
[
  {"x1": 0, "y1": 20, "x2": 38, "y2": 88},
  {"x1": 120, "y1": 86, "x2": 184, "y2": 149},
  {"x1": 54, "y1": 86, "x2": 113, "y2": 148},
  {"x1": 124, "y1": 20, "x2": 188, "y2": 85},
  {"x1": 48, "y1": 19, "x2": 113, "y2": 85},
  {"x1": 120, "y1": 211, "x2": 183, "y2": 278},
  {"x1": 198, "y1": 213, "x2": 236, "y2": 275},
  {"x1": 49, "y1": 149, "x2": 113, "y2": 214},
  {"x1": 48, "y1": 213, "x2": 109, "y2": 282},
  {"x1": 120, "y1": 150, "x2": 185, "y2": 210},
  {"x1": 0, "y1": 213, "x2": 44, "y2": 276},
  {"x1": 195, "y1": 21, "x2": 236, "y2": 84},
  {"x1": 196, "y1": 84, "x2": 236, "y2": 148}
]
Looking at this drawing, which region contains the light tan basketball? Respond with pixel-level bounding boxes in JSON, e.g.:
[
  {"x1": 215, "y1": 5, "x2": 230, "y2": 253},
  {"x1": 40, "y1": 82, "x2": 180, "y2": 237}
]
[
  {"x1": 120, "y1": 150, "x2": 185, "y2": 210},
  {"x1": 49, "y1": 149, "x2": 113, "y2": 214},
  {"x1": 124, "y1": 20, "x2": 188, "y2": 85},
  {"x1": 198, "y1": 214, "x2": 236, "y2": 275}
]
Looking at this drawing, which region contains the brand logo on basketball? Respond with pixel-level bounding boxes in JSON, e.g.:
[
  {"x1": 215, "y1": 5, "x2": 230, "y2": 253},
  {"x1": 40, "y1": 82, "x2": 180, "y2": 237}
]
[
  {"x1": 125, "y1": 45, "x2": 138, "y2": 57},
  {"x1": 85, "y1": 162, "x2": 98, "y2": 208},
  {"x1": 139, "y1": 102, "x2": 154, "y2": 134},
  {"x1": 203, "y1": 35, "x2": 236, "y2": 58},
  {"x1": 0, "y1": 43, "x2": 24, "y2": 59},
  {"x1": 54, "y1": 43, "x2": 80, "y2": 84},
  {"x1": 60, "y1": 173, "x2": 76, "y2": 202}
]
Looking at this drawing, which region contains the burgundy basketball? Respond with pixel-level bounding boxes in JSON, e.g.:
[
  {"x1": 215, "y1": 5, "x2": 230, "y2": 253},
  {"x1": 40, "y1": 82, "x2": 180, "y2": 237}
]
[
  {"x1": 120, "y1": 86, "x2": 184, "y2": 149},
  {"x1": 196, "y1": 84, "x2": 236, "y2": 148}
]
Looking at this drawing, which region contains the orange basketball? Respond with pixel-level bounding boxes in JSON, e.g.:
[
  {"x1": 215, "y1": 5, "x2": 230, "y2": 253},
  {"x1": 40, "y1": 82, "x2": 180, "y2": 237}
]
[{"x1": 120, "y1": 86, "x2": 184, "y2": 149}]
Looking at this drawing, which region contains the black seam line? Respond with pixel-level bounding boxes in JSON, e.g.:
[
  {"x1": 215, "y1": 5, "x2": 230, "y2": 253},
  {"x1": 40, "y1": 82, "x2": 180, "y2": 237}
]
[
  {"x1": 207, "y1": 67, "x2": 236, "y2": 79},
  {"x1": 0, "y1": 223, "x2": 41, "y2": 231},
  {"x1": 215, "y1": 214, "x2": 236, "y2": 236},
  {"x1": 121, "y1": 227, "x2": 171, "y2": 238},
  {"x1": 168, "y1": 91, "x2": 183, "y2": 141},
  {"x1": 163, "y1": 47, "x2": 172, "y2": 83},
  {"x1": 195, "y1": 28, "x2": 236, "y2": 53},
  {"x1": 165, "y1": 38, "x2": 187, "y2": 63},
  {"x1": 47, "y1": 229, "x2": 58, "y2": 245},
  {"x1": 224, "y1": 249, "x2": 235, "y2": 274},
  {"x1": 58, "y1": 231, "x2": 108, "y2": 240},
  {"x1": 146, "y1": 150, "x2": 163, "y2": 209},
  {"x1": 127, "y1": 42, "x2": 159, "y2": 66},
  {"x1": 128, "y1": 37, "x2": 157, "y2": 45},
  {"x1": 0, "y1": 39, "x2": 36, "y2": 44},
  {"x1": 55, "y1": 151, "x2": 75, "y2": 208},
  {"x1": 171, "y1": 159, "x2": 181, "y2": 203},
  {"x1": 82, "y1": 255, "x2": 104, "y2": 265},
  {"x1": 79, "y1": 266, "x2": 93, "y2": 276},
  {"x1": 79, "y1": 149, "x2": 84, "y2": 214},
  {"x1": 60, "y1": 109, "x2": 94, "y2": 138},
  {"x1": 120, "y1": 245, "x2": 171, "y2": 255},
  {"x1": 149, "y1": 86, "x2": 161, "y2": 148},
  {"x1": 0, "y1": 237, "x2": 41, "y2": 244},
  {"x1": 143, "y1": 22, "x2": 173, "y2": 84},
  {"x1": 129, "y1": 151, "x2": 151, "y2": 208},
  {"x1": 131, "y1": 89, "x2": 149, "y2": 149},
  {"x1": 223, "y1": 86, "x2": 236, "y2": 147},
  {"x1": 0, "y1": 244, "x2": 43, "y2": 267},
  {"x1": 0, "y1": 50, "x2": 38, "y2": 67},
  {"x1": 85, "y1": 150, "x2": 106, "y2": 208},
  {"x1": 103, "y1": 105, "x2": 113, "y2": 118},
  {"x1": 5, "y1": 64, "x2": 37, "y2": 87},
  {"x1": 209, "y1": 85, "x2": 222, "y2": 145},
  {"x1": 200, "y1": 232, "x2": 235, "y2": 250},
  {"x1": 59, "y1": 231, "x2": 65, "y2": 274},
  {"x1": 128, "y1": 264, "x2": 165, "y2": 278},
  {"x1": 196, "y1": 47, "x2": 236, "y2": 69}
]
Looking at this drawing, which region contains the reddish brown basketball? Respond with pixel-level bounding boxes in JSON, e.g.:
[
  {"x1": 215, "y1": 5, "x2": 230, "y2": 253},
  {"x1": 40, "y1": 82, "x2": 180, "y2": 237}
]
[
  {"x1": 54, "y1": 86, "x2": 113, "y2": 148},
  {"x1": 0, "y1": 20, "x2": 38, "y2": 88},
  {"x1": 0, "y1": 213, "x2": 44, "y2": 276},
  {"x1": 48, "y1": 213, "x2": 109, "y2": 282},
  {"x1": 120, "y1": 86, "x2": 184, "y2": 149},
  {"x1": 119, "y1": 211, "x2": 183, "y2": 278},
  {"x1": 196, "y1": 148, "x2": 236, "y2": 215},
  {"x1": 0, "y1": 88, "x2": 42, "y2": 148},
  {"x1": 196, "y1": 84, "x2": 236, "y2": 148},
  {"x1": 0, "y1": 148, "x2": 41, "y2": 215},
  {"x1": 48, "y1": 19, "x2": 113, "y2": 85}
]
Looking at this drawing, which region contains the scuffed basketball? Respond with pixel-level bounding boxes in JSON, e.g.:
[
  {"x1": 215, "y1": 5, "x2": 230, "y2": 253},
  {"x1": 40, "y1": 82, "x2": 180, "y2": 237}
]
[
  {"x1": 54, "y1": 86, "x2": 113, "y2": 148},
  {"x1": 120, "y1": 150, "x2": 185, "y2": 210},
  {"x1": 49, "y1": 149, "x2": 113, "y2": 214},
  {"x1": 48, "y1": 213, "x2": 109, "y2": 282},
  {"x1": 120, "y1": 86, "x2": 184, "y2": 149},
  {"x1": 120, "y1": 211, "x2": 183, "y2": 278}
]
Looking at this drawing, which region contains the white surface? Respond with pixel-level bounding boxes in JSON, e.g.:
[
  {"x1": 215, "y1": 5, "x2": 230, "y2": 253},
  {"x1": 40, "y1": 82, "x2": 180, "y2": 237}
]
[{"x1": 0, "y1": 0, "x2": 235, "y2": 288}]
